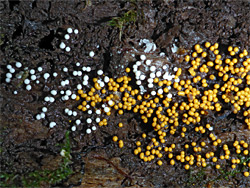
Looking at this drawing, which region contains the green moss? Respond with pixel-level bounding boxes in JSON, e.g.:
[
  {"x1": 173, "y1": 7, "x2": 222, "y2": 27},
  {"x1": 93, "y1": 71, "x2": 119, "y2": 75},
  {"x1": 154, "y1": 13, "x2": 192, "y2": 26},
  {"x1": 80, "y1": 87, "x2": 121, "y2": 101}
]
[
  {"x1": 186, "y1": 154, "x2": 250, "y2": 187},
  {"x1": 187, "y1": 167, "x2": 206, "y2": 187},
  {"x1": 109, "y1": 9, "x2": 138, "y2": 41},
  {"x1": 216, "y1": 168, "x2": 241, "y2": 181},
  {"x1": 0, "y1": 131, "x2": 73, "y2": 187},
  {"x1": 21, "y1": 131, "x2": 73, "y2": 187},
  {"x1": 0, "y1": 173, "x2": 18, "y2": 188},
  {"x1": 213, "y1": 155, "x2": 250, "y2": 182}
]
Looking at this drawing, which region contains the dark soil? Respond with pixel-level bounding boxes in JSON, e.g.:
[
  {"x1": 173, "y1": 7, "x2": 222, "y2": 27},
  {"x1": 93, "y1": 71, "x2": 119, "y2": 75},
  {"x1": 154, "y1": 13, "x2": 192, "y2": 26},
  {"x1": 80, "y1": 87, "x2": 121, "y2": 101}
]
[{"x1": 1, "y1": 0, "x2": 250, "y2": 187}]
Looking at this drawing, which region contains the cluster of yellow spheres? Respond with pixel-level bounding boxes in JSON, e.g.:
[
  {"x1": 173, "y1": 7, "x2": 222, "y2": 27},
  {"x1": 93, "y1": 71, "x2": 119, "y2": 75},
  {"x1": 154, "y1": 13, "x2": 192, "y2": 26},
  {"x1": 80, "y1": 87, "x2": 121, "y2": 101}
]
[{"x1": 75, "y1": 42, "x2": 250, "y2": 177}]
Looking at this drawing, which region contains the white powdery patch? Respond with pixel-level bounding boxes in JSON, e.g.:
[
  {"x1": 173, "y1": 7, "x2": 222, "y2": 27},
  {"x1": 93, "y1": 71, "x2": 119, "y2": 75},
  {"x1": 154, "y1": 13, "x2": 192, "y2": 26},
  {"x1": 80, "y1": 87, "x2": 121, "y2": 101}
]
[
  {"x1": 60, "y1": 149, "x2": 66, "y2": 157},
  {"x1": 171, "y1": 43, "x2": 178, "y2": 53},
  {"x1": 139, "y1": 39, "x2": 157, "y2": 53}
]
